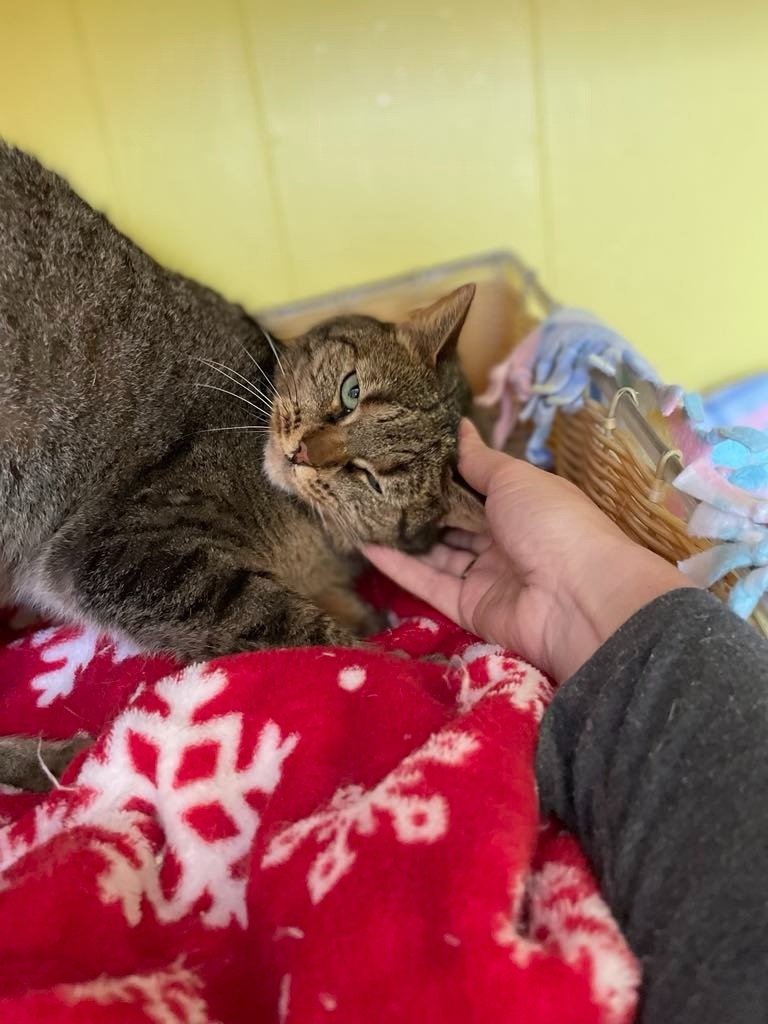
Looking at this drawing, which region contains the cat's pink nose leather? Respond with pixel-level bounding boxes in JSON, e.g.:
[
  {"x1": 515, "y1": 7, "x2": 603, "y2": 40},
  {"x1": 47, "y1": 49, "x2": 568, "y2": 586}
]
[{"x1": 290, "y1": 441, "x2": 310, "y2": 466}]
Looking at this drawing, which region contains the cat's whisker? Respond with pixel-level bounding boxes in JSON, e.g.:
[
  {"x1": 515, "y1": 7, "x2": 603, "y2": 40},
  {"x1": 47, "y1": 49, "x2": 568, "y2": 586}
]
[
  {"x1": 258, "y1": 324, "x2": 299, "y2": 406},
  {"x1": 192, "y1": 425, "x2": 272, "y2": 436},
  {"x1": 193, "y1": 357, "x2": 274, "y2": 408},
  {"x1": 194, "y1": 383, "x2": 272, "y2": 417},
  {"x1": 285, "y1": 353, "x2": 301, "y2": 409},
  {"x1": 241, "y1": 344, "x2": 279, "y2": 398},
  {"x1": 258, "y1": 323, "x2": 285, "y2": 375},
  {"x1": 202, "y1": 357, "x2": 274, "y2": 406},
  {"x1": 290, "y1": 366, "x2": 301, "y2": 410}
]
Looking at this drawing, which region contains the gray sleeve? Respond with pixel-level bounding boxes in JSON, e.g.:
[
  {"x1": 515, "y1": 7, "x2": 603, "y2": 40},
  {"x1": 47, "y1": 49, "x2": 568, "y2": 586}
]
[{"x1": 535, "y1": 588, "x2": 768, "y2": 1023}]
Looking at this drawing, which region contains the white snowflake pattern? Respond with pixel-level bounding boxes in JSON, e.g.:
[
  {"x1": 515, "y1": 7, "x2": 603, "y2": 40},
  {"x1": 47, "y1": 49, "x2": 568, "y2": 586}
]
[
  {"x1": 0, "y1": 799, "x2": 72, "y2": 877},
  {"x1": 452, "y1": 642, "x2": 552, "y2": 719},
  {"x1": 493, "y1": 860, "x2": 638, "y2": 1021},
  {"x1": 78, "y1": 665, "x2": 299, "y2": 927},
  {"x1": 57, "y1": 960, "x2": 217, "y2": 1024},
  {"x1": 262, "y1": 730, "x2": 478, "y2": 904},
  {"x1": 23, "y1": 626, "x2": 140, "y2": 707},
  {"x1": 0, "y1": 664, "x2": 299, "y2": 929},
  {"x1": 86, "y1": 817, "x2": 155, "y2": 927},
  {"x1": 524, "y1": 862, "x2": 639, "y2": 1023}
]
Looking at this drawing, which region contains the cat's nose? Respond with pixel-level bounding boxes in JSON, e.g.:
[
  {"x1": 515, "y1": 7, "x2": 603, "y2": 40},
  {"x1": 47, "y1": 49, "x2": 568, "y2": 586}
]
[{"x1": 289, "y1": 441, "x2": 311, "y2": 466}]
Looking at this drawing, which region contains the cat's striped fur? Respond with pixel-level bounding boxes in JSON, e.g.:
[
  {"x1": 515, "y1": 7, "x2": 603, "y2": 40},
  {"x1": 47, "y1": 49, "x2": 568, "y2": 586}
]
[{"x1": 0, "y1": 140, "x2": 479, "y2": 786}]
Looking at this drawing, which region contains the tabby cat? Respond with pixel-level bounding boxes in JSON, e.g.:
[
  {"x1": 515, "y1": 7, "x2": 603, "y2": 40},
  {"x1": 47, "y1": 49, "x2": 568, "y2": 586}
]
[{"x1": 0, "y1": 141, "x2": 481, "y2": 787}]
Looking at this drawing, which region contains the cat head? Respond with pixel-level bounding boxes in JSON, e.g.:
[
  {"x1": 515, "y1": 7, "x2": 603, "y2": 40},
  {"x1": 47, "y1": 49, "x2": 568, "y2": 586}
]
[{"x1": 263, "y1": 284, "x2": 484, "y2": 552}]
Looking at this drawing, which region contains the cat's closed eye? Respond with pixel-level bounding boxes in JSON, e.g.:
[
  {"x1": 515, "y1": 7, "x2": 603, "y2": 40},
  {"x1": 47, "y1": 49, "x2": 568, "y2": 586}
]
[
  {"x1": 362, "y1": 468, "x2": 382, "y2": 494},
  {"x1": 347, "y1": 462, "x2": 382, "y2": 494}
]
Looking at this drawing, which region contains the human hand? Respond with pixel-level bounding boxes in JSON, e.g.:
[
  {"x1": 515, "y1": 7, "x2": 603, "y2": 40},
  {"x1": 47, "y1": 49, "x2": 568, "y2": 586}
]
[{"x1": 365, "y1": 420, "x2": 691, "y2": 682}]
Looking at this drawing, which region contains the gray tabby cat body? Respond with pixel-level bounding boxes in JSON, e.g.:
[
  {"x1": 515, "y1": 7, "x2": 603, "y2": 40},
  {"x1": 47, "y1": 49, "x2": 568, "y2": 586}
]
[{"x1": 0, "y1": 140, "x2": 479, "y2": 672}]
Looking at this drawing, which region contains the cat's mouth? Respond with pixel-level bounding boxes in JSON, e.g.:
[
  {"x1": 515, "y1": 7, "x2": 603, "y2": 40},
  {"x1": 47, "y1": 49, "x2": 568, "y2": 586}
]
[
  {"x1": 263, "y1": 433, "x2": 301, "y2": 495},
  {"x1": 264, "y1": 431, "x2": 325, "y2": 506}
]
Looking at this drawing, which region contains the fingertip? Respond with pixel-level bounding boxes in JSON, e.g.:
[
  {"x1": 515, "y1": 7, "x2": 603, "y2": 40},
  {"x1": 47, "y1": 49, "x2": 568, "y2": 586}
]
[
  {"x1": 459, "y1": 417, "x2": 482, "y2": 444},
  {"x1": 363, "y1": 544, "x2": 416, "y2": 577},
  {"x1": 364, "y1": 544, "x2": 462, "y2": 625},
  {"x1": 457, "y1": 417, "x2": 500, "y2": 494},
  {"x1": 362, "y1": 543, "x2": 392, "y2": 567}
]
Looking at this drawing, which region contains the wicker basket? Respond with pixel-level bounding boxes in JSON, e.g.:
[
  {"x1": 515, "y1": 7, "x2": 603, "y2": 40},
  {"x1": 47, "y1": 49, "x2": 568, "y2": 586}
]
[{"x1": 262, "y1": 252, "x2": 768, "y2": 637}]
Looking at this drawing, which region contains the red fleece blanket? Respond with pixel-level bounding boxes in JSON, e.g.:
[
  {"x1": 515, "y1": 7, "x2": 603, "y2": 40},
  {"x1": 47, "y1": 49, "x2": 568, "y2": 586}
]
[{"x1": 0, "y1": 576, "x2": 638, "y2": 1023}]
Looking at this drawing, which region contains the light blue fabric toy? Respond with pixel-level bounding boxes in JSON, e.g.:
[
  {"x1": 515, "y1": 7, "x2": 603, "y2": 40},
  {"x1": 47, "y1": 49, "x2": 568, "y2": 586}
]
[
  {"x1": 678, "y1": 425, "x2": 768, "y2": 618},
  {"x1": 520, "y1": 309, "x2": 663, "y2": 467},
  {"x1": 517, "y1": 310, "x2": 768, "y2": 622}
]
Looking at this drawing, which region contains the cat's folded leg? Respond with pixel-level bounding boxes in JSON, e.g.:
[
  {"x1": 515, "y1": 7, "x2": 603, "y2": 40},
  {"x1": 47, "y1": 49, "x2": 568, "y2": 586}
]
[
  {"x1": 0, "y1": 734, "x2": 92, "y2": 792},
  {"x1": 313, "y1": 587, "x2": 385, "y2": 636},
  {"x1": 51, "y1": 526, "x2": 362, "y2": 661}
]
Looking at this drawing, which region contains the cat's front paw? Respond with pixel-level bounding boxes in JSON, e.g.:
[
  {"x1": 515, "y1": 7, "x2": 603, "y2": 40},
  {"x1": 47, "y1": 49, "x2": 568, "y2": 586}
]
[
  {"x1": 39, "y1": 732, "x2": 93, "y2": 782},
  {"x1": 314, "y1": 588, "x2": 383, "y2": 638},
  {"x1": 0, "y1": 732, "x2": 93, "y2": 793},
  {"x1": 316, "y1": 619, "x2": 370, "y2": 649},
  {"x1": 362, "y1": 606, "x2": 389, "y2": 636}
]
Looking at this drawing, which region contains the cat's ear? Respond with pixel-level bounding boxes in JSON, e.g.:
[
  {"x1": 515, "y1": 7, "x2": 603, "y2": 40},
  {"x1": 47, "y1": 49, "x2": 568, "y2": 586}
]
[
  {"x1": 441, "y1": 473, "x2": 486, "y2": 532},
  {"x1": 396, "y1": 283, "x2": 476, "y2": 367}
]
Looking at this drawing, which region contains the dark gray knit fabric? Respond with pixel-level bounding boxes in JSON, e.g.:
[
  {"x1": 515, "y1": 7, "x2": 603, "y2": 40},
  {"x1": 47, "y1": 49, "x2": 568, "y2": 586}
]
[{"x1": 536, "y1": 588, "x2": 768, "y2": 1023}]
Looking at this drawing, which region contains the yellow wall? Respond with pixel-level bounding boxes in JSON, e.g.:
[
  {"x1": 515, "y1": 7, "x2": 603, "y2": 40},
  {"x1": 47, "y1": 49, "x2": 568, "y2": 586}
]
[{"x1": 1, "y1": 0, "x2": 766, "y2": 390}]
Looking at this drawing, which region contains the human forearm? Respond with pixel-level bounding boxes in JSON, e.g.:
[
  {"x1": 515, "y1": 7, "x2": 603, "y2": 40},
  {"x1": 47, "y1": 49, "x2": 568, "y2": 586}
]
[{"x1": 537, "y1": 588, "x2": 768, "y2": 1022}]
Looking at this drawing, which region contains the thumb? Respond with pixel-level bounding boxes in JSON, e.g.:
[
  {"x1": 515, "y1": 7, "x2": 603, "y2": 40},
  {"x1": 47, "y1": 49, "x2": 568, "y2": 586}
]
[{"x1": 457, "y1": 418, "x2": 513, "y2": 496}]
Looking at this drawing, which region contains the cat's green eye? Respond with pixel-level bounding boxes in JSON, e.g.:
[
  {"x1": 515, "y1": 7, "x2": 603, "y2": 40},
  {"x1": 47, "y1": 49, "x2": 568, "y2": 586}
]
[{"x1": 340, "y1": 371, "x2": 360, "y2": 413}]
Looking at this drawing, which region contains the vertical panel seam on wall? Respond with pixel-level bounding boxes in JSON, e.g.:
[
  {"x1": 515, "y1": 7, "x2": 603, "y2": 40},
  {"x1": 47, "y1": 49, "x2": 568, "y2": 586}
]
[
  {"x1": 234, "y1": 0, "x2": 296, "y2": 299},
  {"x1": 68, "y1": 0, "x2": 126, "y2": 223},
  {"x1": 526, "y1": 0, "x2": 558, "y2": 292}
]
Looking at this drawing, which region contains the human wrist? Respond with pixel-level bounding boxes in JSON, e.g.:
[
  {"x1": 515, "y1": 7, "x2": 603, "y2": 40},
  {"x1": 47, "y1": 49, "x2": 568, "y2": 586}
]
[{"x1": 547, "y1": 539, "x2": 694, "y2": 683}]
